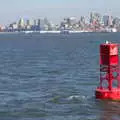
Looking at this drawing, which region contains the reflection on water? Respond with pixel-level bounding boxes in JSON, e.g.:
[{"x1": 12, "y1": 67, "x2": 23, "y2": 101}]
[{"x1": 100, "y1": 101, "x2": 120, "y2": 120}]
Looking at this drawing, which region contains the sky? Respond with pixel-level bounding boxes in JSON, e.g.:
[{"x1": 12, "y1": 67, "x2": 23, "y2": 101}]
[{"x1": 0, "y1": 0, "x2": 120, "y2": 25}]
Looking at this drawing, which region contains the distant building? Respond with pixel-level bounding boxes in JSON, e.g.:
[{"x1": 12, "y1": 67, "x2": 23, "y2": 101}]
[
  {"x1": 18, "y1": 18, "x2": 25, "y2": 29},
  {"x1": 113, "y1": 17, "x2": 120, "y2": 27},
  {"x1": 0, "y1": 25, "x2": 5, "y2": 32},
  {"x1": 60, "y1": 17, "x2": 77, "y2": 30},
  {"x1": 37, "y1": 19, "x2": 41, "y2": 27},
  {"x1": 33, "y1": 19, "x2": 37, "y2": 26},
  {"x1": 108, "y1": 15, "x2": 113, "y2": 26},
  {"x1": 79, "y1": 16, "x2": 86, "y2": 29},
  {"x1": 65, "y1": 17, "x2": 77, "y2": 26},
  {"x1": 26, "y1": 19, "x2": 33, "y2": 26},
  {"x1": 90, "y1": 12, "x2": 95, "y2": 24},
  {"x1": 103, "y1": 15, "x2": 109, "y2": 26},
  {"x1": 26, "y1": 19, "x2": 32, "y2": 30},
  {"x1": 8, "y1": 22, "x2": 18, "y2": 31},
  {"x1": 36, "y1": 19, "x2": 41, "y2": 30},
  {"x1": 69, "y1": 17, "x2": 77, "y2": 25},
  {"x1": 80, "y1": 16, "x2": 85, "y2": 24},
  {"x1": 103, "y1": 15, "x2": 113, "y2": 27},
  {"x1": 90, "y1": 12, "x2": 101, "y2": 25}
]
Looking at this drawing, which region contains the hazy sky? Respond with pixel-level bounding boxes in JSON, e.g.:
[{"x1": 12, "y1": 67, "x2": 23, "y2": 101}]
[{"x1": 0, "y1": 0, "x2": 120, "y2": 25}]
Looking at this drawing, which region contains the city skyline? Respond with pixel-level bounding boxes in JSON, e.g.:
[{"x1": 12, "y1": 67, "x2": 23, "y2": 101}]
[
  {"x1": 1, "y1": 12, "x2": 119, "y2": 33},
  {"x1": 1, "y1": 0, "x2": 120, "y2": 25}
]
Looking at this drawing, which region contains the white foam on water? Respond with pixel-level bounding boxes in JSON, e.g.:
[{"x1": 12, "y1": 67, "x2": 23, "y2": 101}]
[{"x1": 67, "y1": 95, "x2": 86, "y2": 101}]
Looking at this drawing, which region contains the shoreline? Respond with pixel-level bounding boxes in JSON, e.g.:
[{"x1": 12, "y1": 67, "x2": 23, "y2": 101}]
[{"x1": 0, "y1": 30, "x2": 118, "y2": 34}]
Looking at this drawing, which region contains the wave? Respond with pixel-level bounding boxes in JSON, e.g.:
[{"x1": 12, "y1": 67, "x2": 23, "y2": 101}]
[{"x1": 67, "y1": 95, "x2": 86, "y2": 100}]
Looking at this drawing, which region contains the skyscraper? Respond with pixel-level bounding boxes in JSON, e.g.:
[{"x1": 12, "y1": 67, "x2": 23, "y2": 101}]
[
  {"x1": 18, "y1": 18, "x2": 25, "y2": 29},
  {"x1": 103, "y1": 15, "x2": 109, "y2": 26}
]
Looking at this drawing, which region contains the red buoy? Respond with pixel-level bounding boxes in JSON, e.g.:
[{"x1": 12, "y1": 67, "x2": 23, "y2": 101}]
[{"x1": 95, "y1": 41, "x2": 120, "y2": 100}]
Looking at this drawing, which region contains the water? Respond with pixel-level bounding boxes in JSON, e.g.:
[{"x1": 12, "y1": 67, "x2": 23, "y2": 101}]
[{"x1": 0, "y1": 33, "x2": 119, "y2": 120}]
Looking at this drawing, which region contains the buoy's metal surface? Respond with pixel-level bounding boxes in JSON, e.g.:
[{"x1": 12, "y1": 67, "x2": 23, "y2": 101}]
[{"x1": 95, "y1": 42, "x2": 120, "y2": 100}]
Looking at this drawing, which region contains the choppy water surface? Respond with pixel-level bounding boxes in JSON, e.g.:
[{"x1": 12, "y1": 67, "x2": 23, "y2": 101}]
[{"x1": 0, "y1": 33, "x2": 119, "y2": 120}]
